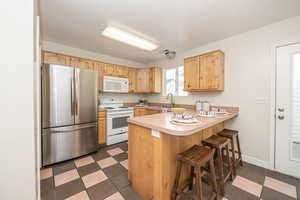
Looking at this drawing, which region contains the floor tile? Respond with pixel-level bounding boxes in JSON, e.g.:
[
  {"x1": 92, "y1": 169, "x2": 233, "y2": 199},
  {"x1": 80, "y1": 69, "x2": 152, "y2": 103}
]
[
  {"x1": 224, "y1": 183, "x2": 259, "y2": 200},
  {"x1": 98, "y1": 157, "x2": 118, "y2": 169},
  {"x1": 82, "y1": 170, "x2": 108, "y2": 188},
  {"x1": 264, "y1": 176, "x2": 297, "y2": 198},
  {"x1": 104, "y1": 192, "x2": 125, "y2": 200},
  {"x1": 232, "y1": 176, "x2": 262, "y2": 197},
  {"x1": 74, "y1": 156, "x2": 95, "y2": 168},
  {"x1": 54, "y1": 169, "x2": 80, "y2": 187},
  {"x1": 53, "y1": 161, "x2": 76, "y2": 175},
  {"x1": 55, "y1": 179, "x2": 85, "y2": 200},
  {"x1": 260, "y1": 187, "x2": 295, "y2": 200},
  {"x1": 110, "y1": 173, "x2": 130, "y2": 190},
  {"x1": 120, "y1": 160, "x2": 128, "y2": 170},
  {"x1": 120, "y1": 186, "x2": 143, "y2": 200},
  {"x1": 236, "y1": 162, "x2": 266, "y2": 184},
  {"x1": 41, "y1": 177, "x2": 55, "y2": 200},
  {"x1": 103, "y1": 164, "x2": 128, "y2": 178},
  {"x1": 40, "y1": 168, "x2": 53, "y2": 180},
  {"x1": 77, "y1": 163, "x2": 100, "y2": 177},
  {"x1": 107, "y1": 148, "x2": 124, "y2": 156},
  {"x1": 87, "y1": 180, "x2": 118, "y2": 200},
  {"x1": 113, "y1": 153, "x2": 128, "y2": 162},
  {"x1": 65, "y1": 191, "x2": 90, "y2": 200},
  {"x1": 117, "y1": 143, "x2": 128, "y2": 152},
  {"x1": 92, "y1": 151, "x2": 111, "y2": 161}
]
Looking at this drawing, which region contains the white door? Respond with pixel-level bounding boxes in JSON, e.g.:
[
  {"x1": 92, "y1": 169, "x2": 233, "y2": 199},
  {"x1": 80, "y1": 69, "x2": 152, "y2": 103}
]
[{"x1": 276, "y1": 43, "x2": 300, "y2": 178}]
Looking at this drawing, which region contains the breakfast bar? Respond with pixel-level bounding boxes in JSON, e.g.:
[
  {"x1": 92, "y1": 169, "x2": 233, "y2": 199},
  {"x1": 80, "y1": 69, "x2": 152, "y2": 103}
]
[{"x1": 127, "y1": 108, "x2": 238, "y2": 200}]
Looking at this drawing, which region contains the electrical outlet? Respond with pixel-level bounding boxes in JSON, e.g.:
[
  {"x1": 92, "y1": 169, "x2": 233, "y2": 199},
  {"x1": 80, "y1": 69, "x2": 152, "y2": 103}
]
[{"x1": 151, "y1": 129, "x2": 160, "y2": 138}]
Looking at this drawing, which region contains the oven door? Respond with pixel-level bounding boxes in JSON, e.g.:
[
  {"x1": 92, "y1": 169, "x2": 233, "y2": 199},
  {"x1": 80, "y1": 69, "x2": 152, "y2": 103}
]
[{"x1": 107, "y1": 112, "x2": 133, "y2": 136}]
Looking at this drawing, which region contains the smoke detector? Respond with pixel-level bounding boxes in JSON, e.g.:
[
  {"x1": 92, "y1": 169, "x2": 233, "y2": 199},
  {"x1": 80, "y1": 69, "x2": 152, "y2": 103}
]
[{"x1": 162, "y1": 49, "x2": 176, "y2": 59}]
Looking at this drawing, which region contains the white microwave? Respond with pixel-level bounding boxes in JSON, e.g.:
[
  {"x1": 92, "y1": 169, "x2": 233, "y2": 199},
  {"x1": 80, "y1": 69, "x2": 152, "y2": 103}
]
[{"x1": 103, "y1": 76, "x2": 129, "y2": 93}]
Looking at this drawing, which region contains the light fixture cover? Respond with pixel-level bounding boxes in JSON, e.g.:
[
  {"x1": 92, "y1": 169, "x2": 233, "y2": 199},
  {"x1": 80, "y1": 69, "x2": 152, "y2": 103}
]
[{"x1": 102, "y1": 26, "x2": 158, "y2": 51}]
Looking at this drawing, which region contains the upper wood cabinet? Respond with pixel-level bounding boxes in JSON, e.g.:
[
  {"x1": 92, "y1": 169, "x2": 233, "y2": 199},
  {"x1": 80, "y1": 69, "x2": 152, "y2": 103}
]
[
  {"x1": 136, "y1": 69, "x2": 151, "y2": 93},
  {"x1": 43, "y1": 51, "x2": 70, "y2": 66},
  {"x1": 128, "y1": 68, "x2": 137, "y2": 93},
  {"x1": 42, "y1": 51, "x2": 162, "y2": 93},
  {"x1": 150, "y1": 67, "x2": 162, "y2": 93},
  {"x1": 184, "y1": 50, "x2": 224, "y2": 91}
]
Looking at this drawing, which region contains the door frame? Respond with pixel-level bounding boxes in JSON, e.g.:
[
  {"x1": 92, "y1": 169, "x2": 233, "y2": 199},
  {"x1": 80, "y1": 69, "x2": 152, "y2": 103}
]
[{"x1": 270, "y1": 40, "x2": 300, "y2": 171}]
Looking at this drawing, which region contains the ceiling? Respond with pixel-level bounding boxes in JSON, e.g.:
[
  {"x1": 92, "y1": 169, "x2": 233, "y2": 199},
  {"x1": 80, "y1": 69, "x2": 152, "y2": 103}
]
[{"x1": 40, "y1": 0, "x2": 300, "y2": 64}]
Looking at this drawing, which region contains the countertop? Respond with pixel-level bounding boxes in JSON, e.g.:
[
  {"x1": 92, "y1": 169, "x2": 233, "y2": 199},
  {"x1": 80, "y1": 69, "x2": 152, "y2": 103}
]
[{"x1": 127, "y1": 110, "x2": 238, "y2": 136}]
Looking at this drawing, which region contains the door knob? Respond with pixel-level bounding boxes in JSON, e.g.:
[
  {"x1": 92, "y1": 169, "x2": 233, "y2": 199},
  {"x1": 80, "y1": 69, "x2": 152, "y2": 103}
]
[
  {"x1": 278, "y1": 115, "x2": 284, "y2": 120},
  {"x1": 278, "y1": 108, "x2": 284, "y2": 112}
]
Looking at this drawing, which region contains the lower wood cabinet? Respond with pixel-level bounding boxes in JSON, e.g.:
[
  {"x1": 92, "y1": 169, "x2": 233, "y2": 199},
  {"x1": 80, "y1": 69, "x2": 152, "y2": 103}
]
[{"x1": 98, "y1": 111, "x2": 106, "y2": 144}]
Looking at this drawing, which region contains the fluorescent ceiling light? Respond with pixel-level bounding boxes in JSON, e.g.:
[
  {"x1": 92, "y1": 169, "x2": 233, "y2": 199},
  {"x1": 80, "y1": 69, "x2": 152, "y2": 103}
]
[{"x1": 102, "y1": 26, "x2": 158, "y2": 51}]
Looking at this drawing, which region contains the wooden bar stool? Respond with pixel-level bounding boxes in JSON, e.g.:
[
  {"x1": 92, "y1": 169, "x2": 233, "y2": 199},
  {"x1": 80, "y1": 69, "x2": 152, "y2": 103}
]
[
  {"x1": 202, "y1": 135, "x2": 234, "y2": 196},
  {"x1": 171, "y1": 145, "x2": 218, "y2": 200},
  {"x1": 218, "y1": 129, "x2": 243, "y2": 176}
]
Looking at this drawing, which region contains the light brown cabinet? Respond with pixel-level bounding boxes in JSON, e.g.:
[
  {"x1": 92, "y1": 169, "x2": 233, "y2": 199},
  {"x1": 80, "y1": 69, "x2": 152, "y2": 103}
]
[
  {"x1": 184, "y1": 50, "x2": 224, "y2": 91},
  {"x1": 149, "y1": 67, "x2": 162, "y2": 93},
  {"x1": 136, "y1": 69, "x2": 151, "y2": 93},
  {"x1": 42, "y1": 51, "x2": 162, "y2": 93},
  {"x1": 98, "y1": 111, "x2": 106, "y2": 144},
  {"x1": 43, "y1": 51, "x2": 70, "y2": 66},
  {"x1": 128, "y1": 68, "x2": 137, "y2": 93}
]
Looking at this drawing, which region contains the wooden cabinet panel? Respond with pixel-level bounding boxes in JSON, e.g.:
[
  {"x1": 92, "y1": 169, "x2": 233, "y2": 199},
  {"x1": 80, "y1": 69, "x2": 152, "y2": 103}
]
[
  {"x1": 43, "y1": 51, "x2": 70, "y2": 66},
  {"x1": 94, "y1": 61, "x2": 105, "y2": 91},
  {"x1": 184, "y1": 56, "x2": 200, "y2": 90},
  {"x1": 184, "y1": 50, "x2": 224, "y2": 91},
  {"x1": 146, "y1": 109, "x2": 161, "y2": 115},
  {"x1": 150, "y1": 67, "x2": 162, "y2": 93},
  {"x1": 128, "y1": 68, "x2": 137, "y2": 93},
  {"x1": 98, "y1": 111, "x2": 106, "y2": 144},
  {"x1": 77, "y1": 59, "x2": 94, "y2": 70},
  {"x1": 114, "y1": 65, "x2": 129, "y2": 77},
  {"x1": 134, "y1": 108, "x2": 147, "y2": 117},
  {"x1": 199, "y1": 51, "x2": 224, "y2": 90},
  {"x1": 136, "y1": 69, "x2": 150, "y2": 93},
  {"x1": 103, "y1": 63, "x2": 115, "y2": 75}
]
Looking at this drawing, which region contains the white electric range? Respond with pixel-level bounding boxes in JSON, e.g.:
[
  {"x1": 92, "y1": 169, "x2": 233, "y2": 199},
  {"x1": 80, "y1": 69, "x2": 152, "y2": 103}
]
[{"x1": 100, "y1": 98, "x2": 133, "y2": 145}]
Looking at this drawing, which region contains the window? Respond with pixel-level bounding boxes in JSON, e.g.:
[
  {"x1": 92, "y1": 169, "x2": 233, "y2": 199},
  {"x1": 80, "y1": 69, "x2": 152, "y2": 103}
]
[{"x1": 165, "y1": 66, "x2": 188, "y2": 96}]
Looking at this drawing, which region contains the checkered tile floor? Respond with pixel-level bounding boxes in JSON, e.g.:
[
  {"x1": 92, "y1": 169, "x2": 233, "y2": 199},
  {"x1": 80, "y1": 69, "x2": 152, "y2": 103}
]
[{"x1": 40, "y1": 142, "x2": 300, "y2": 200}]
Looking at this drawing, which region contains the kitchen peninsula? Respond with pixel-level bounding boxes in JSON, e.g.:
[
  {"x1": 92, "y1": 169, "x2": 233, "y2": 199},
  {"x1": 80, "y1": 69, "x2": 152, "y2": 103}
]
[{"x1": 127, "y1": 108, "x2": 238, "y2": 200}]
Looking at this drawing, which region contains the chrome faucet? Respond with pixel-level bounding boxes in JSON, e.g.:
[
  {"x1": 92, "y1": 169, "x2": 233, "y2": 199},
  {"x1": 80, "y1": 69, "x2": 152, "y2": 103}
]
[{"x1": 166, "y1": 93, "x2": 175, "y2": 108}]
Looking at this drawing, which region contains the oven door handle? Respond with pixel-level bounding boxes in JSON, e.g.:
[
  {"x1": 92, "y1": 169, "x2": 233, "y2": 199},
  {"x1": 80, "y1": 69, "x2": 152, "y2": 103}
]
[{"x1": 107, "y1": 113, "x2": 133, "y2": 117}]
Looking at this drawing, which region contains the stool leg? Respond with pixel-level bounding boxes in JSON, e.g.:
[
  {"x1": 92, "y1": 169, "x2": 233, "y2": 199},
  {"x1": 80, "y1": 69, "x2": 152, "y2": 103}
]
[
  {"x1": 236, "y1": 135, "x2": 243, "y2": 166},
  {"x1": 216, "y1": 148, "x2": 225, "y2": 196},
  {"x1": 230, "y1": 138, "x2": 237, "y2": 176},
  {"x1": 225, "y1": 144, "x2": 234, "y2": 181},
  {"x1": 189, "y1": 166, "x2": 195, "y2": 190},
  {"x1": 209, "y1": 158, "x2": 219, "y2": 200},
  {"x1": 195, "y1": 167, "x2": 203, "y2": 200},
  {"x1": 172, "y1": 161, "x2": 182, "y2": 200}
]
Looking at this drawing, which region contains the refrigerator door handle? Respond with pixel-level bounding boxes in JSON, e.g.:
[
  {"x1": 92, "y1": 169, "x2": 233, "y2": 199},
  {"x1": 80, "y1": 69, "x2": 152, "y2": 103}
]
[
  {"x1": 74, "y1": 69, "x2": 79, "y2": 116},
  {"x1": 71, "y1": 78, "x2": 74, "y2": 116},
  {"x1": 48, "y1": 124, "x2": 97, "y2": 134}
]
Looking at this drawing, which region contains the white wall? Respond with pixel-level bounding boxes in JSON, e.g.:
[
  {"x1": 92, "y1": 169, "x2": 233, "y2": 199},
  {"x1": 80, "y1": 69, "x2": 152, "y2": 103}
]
[
  {"x1": 0, "y1": 0, "x2": 37, "y2": 199},
  {"x1": 42, "y1": 41, "x2": 146, "y2": 103},
  {"x1": 147, "y1": 15, "x2": 300, "y2": 166}
]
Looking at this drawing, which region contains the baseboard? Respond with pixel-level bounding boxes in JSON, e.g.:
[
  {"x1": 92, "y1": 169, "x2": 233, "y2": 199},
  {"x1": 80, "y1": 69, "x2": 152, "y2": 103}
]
[{"x1": 242, "y1": 154, "x2": 272, "y2": 169}]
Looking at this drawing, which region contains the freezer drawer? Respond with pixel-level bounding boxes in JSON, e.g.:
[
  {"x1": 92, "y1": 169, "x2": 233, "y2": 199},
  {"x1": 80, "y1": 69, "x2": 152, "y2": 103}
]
[{"x1": 42, "y1": 123, "x2": 98, "y2": 166}]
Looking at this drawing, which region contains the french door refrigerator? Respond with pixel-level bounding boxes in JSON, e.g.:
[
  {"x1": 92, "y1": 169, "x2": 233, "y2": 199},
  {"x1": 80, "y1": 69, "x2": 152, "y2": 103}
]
[{"x1": 42, "y1": 64, "x2": 98, "y2": 166}]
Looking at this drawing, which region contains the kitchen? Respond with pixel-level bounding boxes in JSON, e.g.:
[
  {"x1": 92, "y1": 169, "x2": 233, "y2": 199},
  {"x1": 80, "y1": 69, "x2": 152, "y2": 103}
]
[{"x1": 1, "y1": 1, "x2": 300, "y2": 200}]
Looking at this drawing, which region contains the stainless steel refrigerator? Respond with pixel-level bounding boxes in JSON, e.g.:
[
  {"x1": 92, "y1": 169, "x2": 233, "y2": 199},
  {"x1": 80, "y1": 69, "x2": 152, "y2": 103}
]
[{"x1": 41, "y1": 64, "x2": 98, "y2": 166}]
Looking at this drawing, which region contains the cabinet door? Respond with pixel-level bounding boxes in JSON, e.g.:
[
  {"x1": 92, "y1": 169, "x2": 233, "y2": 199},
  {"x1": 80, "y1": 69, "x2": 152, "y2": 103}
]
[
  {"x1": 114, "y1": 65, "x2": 129, "y2": 77},
  {"x1": 199, "y1": 51, "x2": 224, "y2": 90},
  {"x1": 136, "y1": 69, "x2": 150, "y2": 93},
  {"x1": 94, "y1": 61, "x2": 105, "y2": 91},
  {"x1": 184, "y1": 56, "x2": 200, "y2": 91},
  {"x1": 98, "y1": 111, "x2": 106, "y2": 144},
  {"x1": 146, "y1": 109, "x2": 161, "y2": 115},
  {"x1": 134, "y1": 108, "x2": 147, "y2": 117},
  {"x1": 43, "y1": 51, "x2": 70, "y2": 66},
  {"x1": 150, "y1": 67, "x2": 162, "y2": 93},
  {"x1": 77, "y1": 59, "x2": 94, "y2": 70},
  {"x1": 103, "y1": 63, "x2": 115, "y2": 76},
  {"x1": 128, "y1": 68, "x2": 137, "y2": 93}
]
